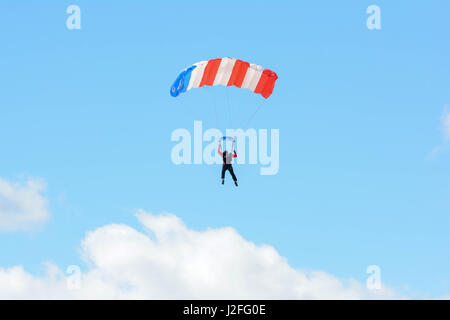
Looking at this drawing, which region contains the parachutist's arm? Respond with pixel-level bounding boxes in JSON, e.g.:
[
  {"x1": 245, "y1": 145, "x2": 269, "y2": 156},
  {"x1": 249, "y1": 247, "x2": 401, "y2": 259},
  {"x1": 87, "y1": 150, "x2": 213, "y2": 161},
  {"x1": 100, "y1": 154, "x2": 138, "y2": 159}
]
[
  {"x1": 231, "y1": 141, "x2": 237, "y2": 157},
  {"x1": 217, "y1": 144, "x2": 223, "y2": 157}
]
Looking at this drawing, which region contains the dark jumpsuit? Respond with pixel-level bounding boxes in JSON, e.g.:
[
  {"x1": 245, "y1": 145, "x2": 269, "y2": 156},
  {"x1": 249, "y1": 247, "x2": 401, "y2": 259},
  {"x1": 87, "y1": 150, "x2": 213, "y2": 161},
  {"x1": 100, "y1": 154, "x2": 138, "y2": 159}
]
[{"x1": 218, "y1": 146, "x2": 237, "y2": 182}]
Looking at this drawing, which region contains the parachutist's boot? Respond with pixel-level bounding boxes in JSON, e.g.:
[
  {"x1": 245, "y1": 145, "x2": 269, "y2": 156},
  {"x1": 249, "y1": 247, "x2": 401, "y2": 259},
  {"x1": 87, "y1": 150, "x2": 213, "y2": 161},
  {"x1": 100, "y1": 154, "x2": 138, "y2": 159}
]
[
  {"x1": 222, "y1": 179, "x2": 224, "y2": 185},
  {"x1": 234, "y1": 181, "x2": 238, "y2": 187}
]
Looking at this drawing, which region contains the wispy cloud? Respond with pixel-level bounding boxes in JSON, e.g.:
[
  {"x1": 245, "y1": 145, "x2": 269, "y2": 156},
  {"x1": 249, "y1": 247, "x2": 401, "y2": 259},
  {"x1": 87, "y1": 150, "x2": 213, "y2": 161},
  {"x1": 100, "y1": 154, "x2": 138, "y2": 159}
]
[
  {"x1": 0, "y1": 177, "x2": 49, "y2": 232},
  {"x1": 441, "y1": 106, "x2": 450, "y2": 142},
  {"x1": 429, "y1": 105, "x2": 450, "y2": 158},
  {"x1": 0, "y1": 211, "x2": 401, "y2": 299}
]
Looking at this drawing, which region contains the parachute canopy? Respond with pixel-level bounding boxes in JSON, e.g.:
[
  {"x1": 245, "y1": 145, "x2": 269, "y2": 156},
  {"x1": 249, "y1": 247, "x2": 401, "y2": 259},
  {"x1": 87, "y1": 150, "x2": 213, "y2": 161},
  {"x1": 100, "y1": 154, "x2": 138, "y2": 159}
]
[{"x1": 170, "y1": 57, "x2": 278, "y2": 99}]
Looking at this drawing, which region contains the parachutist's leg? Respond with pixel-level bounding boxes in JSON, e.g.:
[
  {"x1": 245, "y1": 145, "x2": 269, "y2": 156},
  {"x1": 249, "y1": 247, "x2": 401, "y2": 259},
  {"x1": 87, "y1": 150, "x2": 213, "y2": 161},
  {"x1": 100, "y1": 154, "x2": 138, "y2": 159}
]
[
  {"x1": 221, "y1": 165, "x2": 226, "y2": 180},
  {"x1": 229, "y1": 166, "x2": 237, "y2": 182}
]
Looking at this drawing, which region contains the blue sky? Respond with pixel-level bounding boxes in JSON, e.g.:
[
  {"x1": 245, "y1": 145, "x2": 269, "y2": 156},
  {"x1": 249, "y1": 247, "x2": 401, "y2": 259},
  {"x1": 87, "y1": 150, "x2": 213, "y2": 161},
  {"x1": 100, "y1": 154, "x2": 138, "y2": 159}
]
[{"x1": 0, "y1": 1, "x2": 449, "y2": 298}]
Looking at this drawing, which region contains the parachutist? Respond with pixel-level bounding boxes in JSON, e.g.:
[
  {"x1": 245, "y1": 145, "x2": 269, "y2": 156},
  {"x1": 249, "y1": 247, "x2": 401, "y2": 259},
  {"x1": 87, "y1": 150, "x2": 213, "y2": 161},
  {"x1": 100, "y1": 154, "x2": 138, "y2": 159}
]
[{"x1": 218, "y1": 141, "x2": 238, "y2": 187}]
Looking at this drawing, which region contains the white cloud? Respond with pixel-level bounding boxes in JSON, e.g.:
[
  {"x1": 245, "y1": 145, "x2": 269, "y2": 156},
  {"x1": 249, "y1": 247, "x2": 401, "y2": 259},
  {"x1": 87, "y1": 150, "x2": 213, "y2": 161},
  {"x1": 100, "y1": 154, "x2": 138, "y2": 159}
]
[
  {"x1": 0, "y1": 177, "x2": 49, "y2": 232},
  {"x1": 0, "y1": 211, "x2": 401, "y2": 299},
  {"x1": 0, "y1": 263, "x2": 67, "y2": 299}
]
